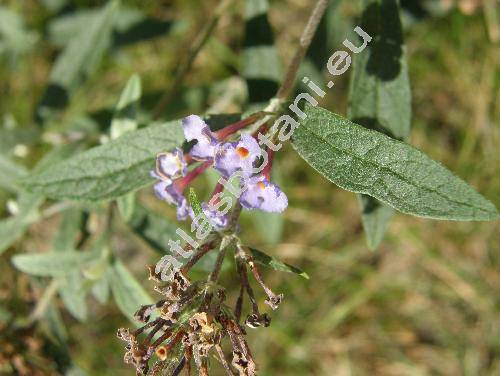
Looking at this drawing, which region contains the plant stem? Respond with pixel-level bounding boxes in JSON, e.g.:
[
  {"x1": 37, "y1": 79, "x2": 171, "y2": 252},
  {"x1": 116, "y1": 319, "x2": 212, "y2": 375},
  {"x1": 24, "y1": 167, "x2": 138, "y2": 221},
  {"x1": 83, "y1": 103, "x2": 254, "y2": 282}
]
[{"x1": 153, "y1": 0, "x2": 233, "y2": 117}]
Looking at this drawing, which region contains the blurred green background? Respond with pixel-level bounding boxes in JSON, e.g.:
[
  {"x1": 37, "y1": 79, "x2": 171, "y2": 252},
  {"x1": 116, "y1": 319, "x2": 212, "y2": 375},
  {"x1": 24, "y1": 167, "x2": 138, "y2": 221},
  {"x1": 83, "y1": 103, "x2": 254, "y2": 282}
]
[{"x1": 0, "y1": 0, "x2": 499, "y2": 375}]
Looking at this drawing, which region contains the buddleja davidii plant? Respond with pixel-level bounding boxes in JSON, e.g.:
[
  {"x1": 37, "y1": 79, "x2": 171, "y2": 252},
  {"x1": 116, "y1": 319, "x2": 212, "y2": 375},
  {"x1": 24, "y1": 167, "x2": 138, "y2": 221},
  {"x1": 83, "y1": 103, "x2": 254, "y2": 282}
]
[{"x1": 18, "y1": 0, "x2": 498, "y2": 375}]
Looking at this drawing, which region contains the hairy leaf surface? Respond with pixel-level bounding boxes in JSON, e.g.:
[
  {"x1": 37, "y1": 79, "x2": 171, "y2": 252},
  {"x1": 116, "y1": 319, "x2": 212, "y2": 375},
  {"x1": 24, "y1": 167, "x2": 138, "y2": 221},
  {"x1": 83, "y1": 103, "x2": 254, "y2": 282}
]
[
  {"x1": 292, "y1": 106, "x2": 498, "y2": 221},
  {"x1": 348, "y1": 0, "x2": 411, "y2": 249},
  {"x1": 24, "y1": 120, "x2": 184, "y2": 201}
]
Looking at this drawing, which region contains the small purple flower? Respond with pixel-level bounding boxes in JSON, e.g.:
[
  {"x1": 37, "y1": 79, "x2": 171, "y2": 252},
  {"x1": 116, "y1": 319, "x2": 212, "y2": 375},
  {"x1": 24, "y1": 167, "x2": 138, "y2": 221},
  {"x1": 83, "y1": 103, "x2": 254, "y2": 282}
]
[
  {"x1": 154, "y1": 181, "x2": 190, "y2": 220},
  {"x1": 182, "y1": 115, "x2": 218, "y2": 161},
  {"x1": 214, "y1": 134, "x2": 262, "y2": 178},
  {"x1": 202, "y1": 202, "x2": 229, "y2": 230},
  {"x1": 154, "y1": 148, "x2": 187, "y2": 182},
  {"x1": 240, "y1": 176, "x2": 288, "y2": 213}
]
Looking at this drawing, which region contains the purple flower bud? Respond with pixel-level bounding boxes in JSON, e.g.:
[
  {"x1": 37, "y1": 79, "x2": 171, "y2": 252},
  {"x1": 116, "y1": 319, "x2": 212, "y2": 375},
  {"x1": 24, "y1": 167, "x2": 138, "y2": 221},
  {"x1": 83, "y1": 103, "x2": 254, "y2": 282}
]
[
  {"x1": 214, "y1": 134, "x2": 262, "y2": 178},
  {"x1": 182, "y1": 115, "x2": 218, "y2": 161},
  {"x1": 240, "y1": 176, "x2": 288, "y2": 213},
  {"x1": 155, "y1": 148, "x2": 187, "y2": 181},
  {"x1": 154, "y1": 181, "x2": 190, "y2": 220}
]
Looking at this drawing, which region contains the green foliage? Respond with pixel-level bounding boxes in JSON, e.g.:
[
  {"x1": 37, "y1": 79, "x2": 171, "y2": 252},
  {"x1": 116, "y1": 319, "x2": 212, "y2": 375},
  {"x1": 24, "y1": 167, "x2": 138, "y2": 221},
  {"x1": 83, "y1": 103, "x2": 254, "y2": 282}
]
[
  {"x1": 0, "y1": 193, "x2": 42, "y2": 255},
  {"x1": 243, "y1": 0, "x2": 282, "y2": 103},
  {"x1": 110, "y1": 74, "x2": 142, "y2": 140},
  {"x1": 0, "y1": 6, "x2": 38, "y2": 59},
  {"x1": 24, "y1": 120, "x2": 184, "y2": 202},
  {"x1": 188, "y1": 188, "x2": 203, "y2": 218},
  {"x1": 126, "y1": 204, "x2": 179, "y2": 254},
  {"x1": 292, "y1": 105, "x2": 498, "y2": 220},
  {"x1": 108, "y1": 260, "x2": 153, "y2": 321},
  {"x1": 37, "y1": 0, "x2": 119, "y2": 119},
  {"x1": 0, "y1": 155, "x2": 27, "y2": 193},
  {"x1": 348, "y1": 0, "x2": 412, "y2": 249},
  {"x1": 111, "y1": 74, "x2": 142, "y2": 220},
  {"x1": 11, "y1": 250, "x2": 97, "y2": 277},
  {"x1": 250, "y1": 247, "x2": 309, "y2": 279}
]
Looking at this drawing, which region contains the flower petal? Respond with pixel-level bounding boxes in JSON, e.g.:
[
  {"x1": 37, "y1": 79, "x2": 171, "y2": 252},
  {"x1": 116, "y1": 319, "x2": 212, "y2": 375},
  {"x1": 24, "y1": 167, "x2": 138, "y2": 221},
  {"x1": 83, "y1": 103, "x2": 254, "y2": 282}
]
[
  {"x1": 240, "y1": 176, "x2": 288, "y2": 213},
  {"x1": 214, "y1": 134, "x2": 262, "y2": 178},
  {"x1": 155, "y1": 148, "x2": 187, "y2": 180},
  {"x1": 182, "y1": 115, "x2": 218, "y2": 160}
]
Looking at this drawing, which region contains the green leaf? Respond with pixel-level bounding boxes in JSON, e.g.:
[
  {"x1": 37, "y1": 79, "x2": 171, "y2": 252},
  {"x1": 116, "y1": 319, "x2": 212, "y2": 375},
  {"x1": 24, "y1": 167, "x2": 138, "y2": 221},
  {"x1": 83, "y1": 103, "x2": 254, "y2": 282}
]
[
  {"x1": 126, "y1": 204, "x2": 178, "y2": 254},
  {"x1": 243, "y1": 0, "x2": 282, "y2": 103},
  {"x1": 111, "y1": 75, "x2": 141, "y2": 220},
  {"x1": 0, "y1": 7, "x2": 38, "y2": 58},
  {"x1": 110, "y1": 74, "x2": 141, "y2": 139},
  {"x1": 59, "y1": 273, "x2": 88, "y2": 321},
  {"x1": 348, "y1": 0, "x2": 412, "y2": 249},
  {"x1": 52, "y1": 209, "x2": 88, "y2": 321},
  {"x1": 291, "y1": 105, "x2": 499, "y2": 221},
  {"x1": 12, "y1": 250, "x2": 96, "y2": 277},
  {"x1": 53, "y1": 209, "x2": 84, "y2": 252},
  {"x1": 24, "y1": 120, "x2": 184, "y2": 201},
  {"x1": 91, "y1": 272, "x2": 110, "y2": 304},
  {"x1": 0, "y1": 154, "x2": 28, "y2": 193},
  {"x1": 108, "y1": 260, "x2": 153, "y2": 320},
  {"x1": 0, "y1": 145, "x2": 78, "y2": 254},
  {"x1": 37, "y1": 1, "x2": 119, "y2": 119},
  {"x1": 0, "y1": 193, "x2": 42, "y2": 255},
  {"x1": 188, "y1": 188, "x2": 203, "y2": 218},
  {"x1": 47, "y1": 6, "x2": 142, "y2": 46},
  {"x1": 249, "y1": 247, "x2": 308, "y2": 279}
]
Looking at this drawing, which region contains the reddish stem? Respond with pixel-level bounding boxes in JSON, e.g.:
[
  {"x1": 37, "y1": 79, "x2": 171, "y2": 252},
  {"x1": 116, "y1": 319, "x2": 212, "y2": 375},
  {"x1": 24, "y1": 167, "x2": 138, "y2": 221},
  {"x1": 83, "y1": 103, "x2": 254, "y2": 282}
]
[
  {"x1": 214, "y1": 113, "x2": 264, "y2": 140},
  {"x1": 176, "y1": 161, "x2": 212, "y2": 192},
  {"x1": 261, "y1": 147, "x2": 274, "y2": 180}
]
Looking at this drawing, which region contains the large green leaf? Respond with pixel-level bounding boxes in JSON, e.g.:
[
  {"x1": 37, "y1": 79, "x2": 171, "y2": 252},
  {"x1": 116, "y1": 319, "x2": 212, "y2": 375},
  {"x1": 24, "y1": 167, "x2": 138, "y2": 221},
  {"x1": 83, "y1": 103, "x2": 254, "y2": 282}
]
[
  {"x1": 12, "y1": 250, "x2": 96, "y2": 277},
  {"x1": 24, "y1": 120, "x2": 184, "y2": 202},
  {"x1": 37, "y1": 1, "x2": 119, "y2": 119},
  {"x1": 108, "y1": 260, "x2": 153, "y2": 320},
  {"x1": 348, "y1": 0, "x2": 411, "y2": 249},
  {"x1": 292, "y1": 106, "x2": 498, "y2": 221}
]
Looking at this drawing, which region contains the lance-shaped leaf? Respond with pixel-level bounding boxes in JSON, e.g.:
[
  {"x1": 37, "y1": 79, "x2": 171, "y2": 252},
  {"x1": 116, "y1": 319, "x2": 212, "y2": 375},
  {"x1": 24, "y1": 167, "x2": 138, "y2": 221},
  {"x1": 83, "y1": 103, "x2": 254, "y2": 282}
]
[
  {"x1": 53, "y1": 209, "x2": 88, "y2": 321},
  {"x1": 243, "y1": 0, "x2": 282, "y2": 103},
  {"x1": 110, "y1": 74, "x2": 141, "y2": 139},
  {"x1": 111, "y1": 74, "x2": 142, "y2": 219},
  {"x1": 292, "y1": 106, "x2": 498, "y2": 221},
  {"x1": 250, "y1": 247, "x2": 308, "y2": 279},
  {"x1": 36, "y1": 0, "x2": 119, "y2": 120},
  {"x1": 108, "y1": 260, "x2": 153, "y2": 321},
  {"x1": 23, "y1": 120, "x2": 184, "y2": 202},
  {"x1": 348, "y1": 0, "x2": 411, "y2": 249},
  {"x1": 11, "y1": 250, "x2": 96, "y2": 277}
]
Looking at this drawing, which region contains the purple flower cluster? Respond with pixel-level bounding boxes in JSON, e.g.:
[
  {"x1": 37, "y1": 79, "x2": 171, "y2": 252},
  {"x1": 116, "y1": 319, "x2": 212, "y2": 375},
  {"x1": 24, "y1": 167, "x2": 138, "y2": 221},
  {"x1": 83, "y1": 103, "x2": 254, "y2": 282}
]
[{"x1": 151, "y1": 115, "x2": 287, "y2": 229}]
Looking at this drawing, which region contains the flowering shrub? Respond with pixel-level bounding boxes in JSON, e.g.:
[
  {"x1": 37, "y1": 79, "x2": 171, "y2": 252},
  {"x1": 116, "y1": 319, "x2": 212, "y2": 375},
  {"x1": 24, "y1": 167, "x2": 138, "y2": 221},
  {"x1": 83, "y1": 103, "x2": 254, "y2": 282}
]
[{"x1": 1, "y1": 0, "x2": 498, "y2": 375}]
